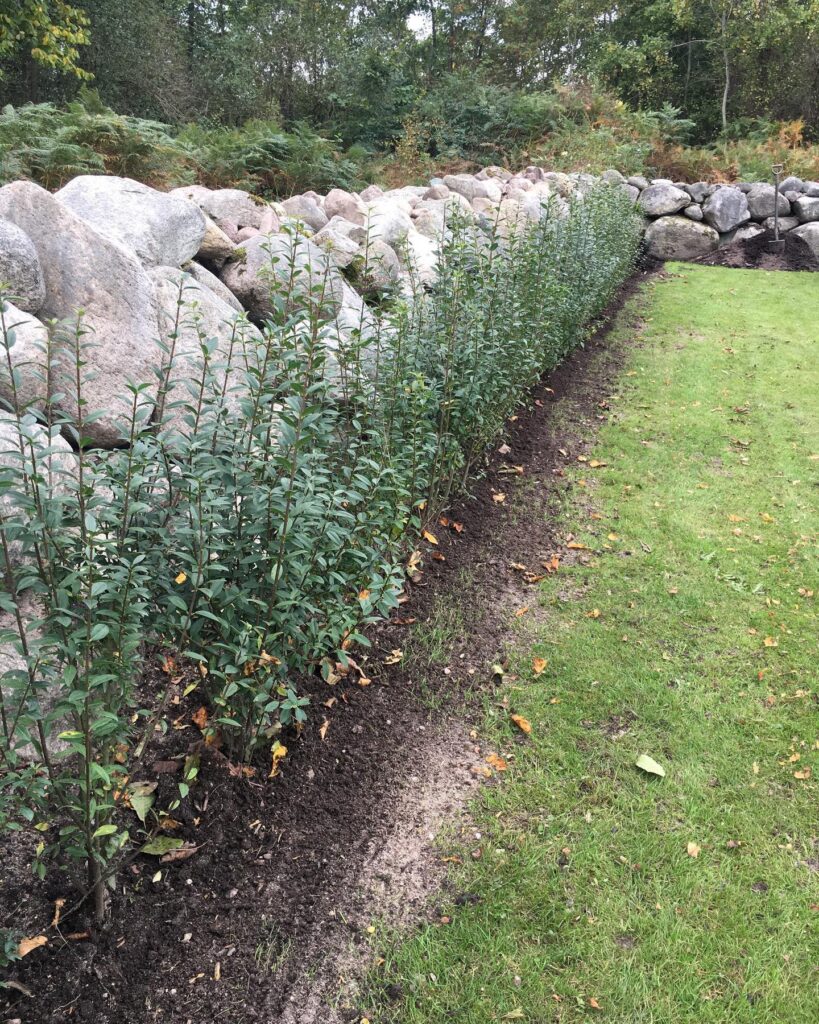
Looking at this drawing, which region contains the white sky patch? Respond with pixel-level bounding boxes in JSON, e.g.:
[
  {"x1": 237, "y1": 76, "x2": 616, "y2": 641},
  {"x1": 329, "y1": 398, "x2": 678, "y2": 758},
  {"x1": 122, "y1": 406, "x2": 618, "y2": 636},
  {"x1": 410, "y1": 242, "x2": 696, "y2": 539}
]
[{"x1": 407, "y1": 11, "x2": 432, "y2": 39}]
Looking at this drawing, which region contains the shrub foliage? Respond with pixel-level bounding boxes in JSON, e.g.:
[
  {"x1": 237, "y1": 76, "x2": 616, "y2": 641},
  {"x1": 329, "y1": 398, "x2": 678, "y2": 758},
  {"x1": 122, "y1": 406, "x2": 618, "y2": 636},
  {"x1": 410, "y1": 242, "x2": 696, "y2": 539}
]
[{"x1": 0, "y1": 187, "x2": 641, "y2": 939}]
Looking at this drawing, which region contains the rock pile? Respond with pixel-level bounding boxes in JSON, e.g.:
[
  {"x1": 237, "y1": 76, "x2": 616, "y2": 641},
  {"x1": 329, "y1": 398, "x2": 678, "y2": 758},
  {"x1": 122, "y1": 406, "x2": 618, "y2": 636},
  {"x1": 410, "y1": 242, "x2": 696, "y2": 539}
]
[
  {"x1": 633, "y1": 175, "x2": 819, "y2": 260},
  {"x1": 0, "y1": 167, "x2": 581, "y2": 449},
  {"x1": 1, "y1": 167, "x2": 816, "y2": 453}
]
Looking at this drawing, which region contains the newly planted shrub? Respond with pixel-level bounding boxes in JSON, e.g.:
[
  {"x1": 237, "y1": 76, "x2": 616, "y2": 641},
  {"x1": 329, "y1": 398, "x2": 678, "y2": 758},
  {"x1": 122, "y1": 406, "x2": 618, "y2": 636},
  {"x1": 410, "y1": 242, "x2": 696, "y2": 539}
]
[{"x1": 0, "y1": 184, "x2": 641, "y2": 928}]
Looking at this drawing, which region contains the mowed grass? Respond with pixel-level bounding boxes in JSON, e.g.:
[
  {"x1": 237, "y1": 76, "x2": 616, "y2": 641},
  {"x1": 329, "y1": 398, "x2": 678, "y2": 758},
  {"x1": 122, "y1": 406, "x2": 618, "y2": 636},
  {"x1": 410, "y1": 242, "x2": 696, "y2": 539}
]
[{"x1": 374, "y1": 265, "x2": 819, "y2": 1023}]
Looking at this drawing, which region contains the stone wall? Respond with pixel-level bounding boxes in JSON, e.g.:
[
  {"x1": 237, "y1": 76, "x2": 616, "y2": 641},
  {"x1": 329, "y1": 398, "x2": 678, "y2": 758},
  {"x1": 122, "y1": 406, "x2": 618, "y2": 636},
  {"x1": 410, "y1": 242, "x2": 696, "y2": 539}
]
[
  {"x1": 1, "y1": 166, "x2": 816, "y2": 455},
  {"x1": 623, "y1": 172, "x2": 819, "y2": 261}
]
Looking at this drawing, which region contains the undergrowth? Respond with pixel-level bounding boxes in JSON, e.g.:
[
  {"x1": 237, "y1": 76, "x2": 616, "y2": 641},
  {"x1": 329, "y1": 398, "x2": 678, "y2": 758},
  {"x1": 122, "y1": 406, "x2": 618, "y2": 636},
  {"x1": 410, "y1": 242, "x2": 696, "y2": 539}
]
[{"x1": 4, "y1": 86, "x2": 819, "y2": 197}]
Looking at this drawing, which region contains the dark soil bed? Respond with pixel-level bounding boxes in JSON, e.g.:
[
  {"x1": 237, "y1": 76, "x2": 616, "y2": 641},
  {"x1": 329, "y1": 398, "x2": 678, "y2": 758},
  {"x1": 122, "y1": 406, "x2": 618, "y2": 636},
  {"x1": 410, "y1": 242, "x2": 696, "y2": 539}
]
[
  {"x1": 0, "y1": 269, "x2": 655, "y2": 1024},
  {"x1": 695, "y1": 226, "x2": 819, "y2": 271}
]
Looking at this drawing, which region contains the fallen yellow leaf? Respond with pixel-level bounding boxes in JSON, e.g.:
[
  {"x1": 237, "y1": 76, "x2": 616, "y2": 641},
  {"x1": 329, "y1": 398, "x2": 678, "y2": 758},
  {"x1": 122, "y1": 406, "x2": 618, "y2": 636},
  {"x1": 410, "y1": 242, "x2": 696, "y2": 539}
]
[
  {"x1": 485, "y1": 752, "x2": 508, "y2": 771},
  {"x1": 269, "y1": 740, "x2": 287, "y2": 778},
  {"x1": 532, "y1": 657, "x2": 548, "y2": 676},
  {"x1": 422, "y1": 530, "x2": 438, "y2": 545},
  {"x1": 18, "y1": 935, "x2": 47, "y2": 958},
  {"x1": 511, "y1": 713, "x2": 532, "y2": 735},
  {"x1": 514, "y1": 606, "x2": 529, "y2": 618},
  {"x1": 686, "y1": 841, "x2": 701, "y2": 858}
]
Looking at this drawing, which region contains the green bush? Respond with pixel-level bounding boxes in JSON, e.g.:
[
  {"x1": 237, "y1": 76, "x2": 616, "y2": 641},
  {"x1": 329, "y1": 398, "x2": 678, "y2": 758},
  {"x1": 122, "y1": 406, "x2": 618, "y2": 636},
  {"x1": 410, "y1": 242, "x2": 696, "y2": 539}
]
[{"x1": 0, "y1": 187, "x2": 641, "y2": 924}]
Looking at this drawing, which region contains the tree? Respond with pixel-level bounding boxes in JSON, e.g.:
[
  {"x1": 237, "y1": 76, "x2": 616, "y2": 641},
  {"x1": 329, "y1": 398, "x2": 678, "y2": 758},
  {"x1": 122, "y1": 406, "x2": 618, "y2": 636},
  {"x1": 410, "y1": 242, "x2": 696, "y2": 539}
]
[{"x1": 0, "y1": 1, "x2": 92, "y2": 78}]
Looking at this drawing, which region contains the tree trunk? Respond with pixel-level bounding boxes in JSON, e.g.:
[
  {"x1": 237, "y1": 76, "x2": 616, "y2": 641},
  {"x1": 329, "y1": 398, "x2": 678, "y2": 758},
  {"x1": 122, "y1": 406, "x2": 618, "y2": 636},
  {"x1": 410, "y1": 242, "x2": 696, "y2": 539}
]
[
  {"x1": 684, "y1": 35, "x2": 692, "y2": 107},
  {"x1": 720, "y1": 8, "x2": 730, "y2": 131}
]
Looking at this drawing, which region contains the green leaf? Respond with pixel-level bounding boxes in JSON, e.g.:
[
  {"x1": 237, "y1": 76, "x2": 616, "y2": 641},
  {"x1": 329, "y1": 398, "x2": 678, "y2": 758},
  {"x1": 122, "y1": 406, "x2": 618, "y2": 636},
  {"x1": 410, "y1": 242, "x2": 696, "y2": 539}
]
[
  {"x1": 92, "y1": 824, "x2": 118, "y2": 838},
  {"x1": 140, "y1": 836, "x2": 184, "y2": 856},
  {"x1": 128, "y1": 782, "x2": 157, "y2": 824},
  {"x1": 635, "y1": 754, "x2": 666, "y2": 777}
]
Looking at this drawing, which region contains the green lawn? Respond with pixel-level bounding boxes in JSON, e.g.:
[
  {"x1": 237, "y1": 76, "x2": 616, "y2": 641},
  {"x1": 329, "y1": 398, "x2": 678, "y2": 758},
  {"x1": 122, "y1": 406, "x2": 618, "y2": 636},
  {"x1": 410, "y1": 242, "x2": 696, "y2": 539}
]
[{"x1": 374, "y1": 265, "x2": 819, "y2": 1023}]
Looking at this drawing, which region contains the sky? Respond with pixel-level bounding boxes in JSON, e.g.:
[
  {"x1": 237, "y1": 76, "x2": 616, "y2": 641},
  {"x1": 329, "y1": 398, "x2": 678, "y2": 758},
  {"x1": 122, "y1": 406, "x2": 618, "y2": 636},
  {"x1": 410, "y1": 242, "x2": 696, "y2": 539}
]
[{"x1": 407, "y1": 10, "x2": 432, "y2": 39}]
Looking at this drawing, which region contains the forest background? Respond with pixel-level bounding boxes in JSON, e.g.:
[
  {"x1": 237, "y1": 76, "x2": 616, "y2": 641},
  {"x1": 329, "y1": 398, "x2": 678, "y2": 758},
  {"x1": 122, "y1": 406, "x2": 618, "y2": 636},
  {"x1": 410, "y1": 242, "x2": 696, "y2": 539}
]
[{"x1": 2, "y1": 2, "x2": 819, "y2": 195}]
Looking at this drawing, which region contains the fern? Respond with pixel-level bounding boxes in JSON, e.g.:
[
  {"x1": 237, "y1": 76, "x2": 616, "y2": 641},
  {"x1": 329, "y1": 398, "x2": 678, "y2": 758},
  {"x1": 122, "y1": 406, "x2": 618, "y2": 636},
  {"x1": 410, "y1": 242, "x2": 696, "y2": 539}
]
[{"x1": 0, "y1": 92, "x2": 365, "y2": 195}]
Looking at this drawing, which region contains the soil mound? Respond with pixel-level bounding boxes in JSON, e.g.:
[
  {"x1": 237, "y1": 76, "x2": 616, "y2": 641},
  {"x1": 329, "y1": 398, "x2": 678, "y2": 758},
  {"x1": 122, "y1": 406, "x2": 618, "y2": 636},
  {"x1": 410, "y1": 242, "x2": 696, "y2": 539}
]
[{"x1": 696, "y1": 227, "x2": 818, "y2": 271}]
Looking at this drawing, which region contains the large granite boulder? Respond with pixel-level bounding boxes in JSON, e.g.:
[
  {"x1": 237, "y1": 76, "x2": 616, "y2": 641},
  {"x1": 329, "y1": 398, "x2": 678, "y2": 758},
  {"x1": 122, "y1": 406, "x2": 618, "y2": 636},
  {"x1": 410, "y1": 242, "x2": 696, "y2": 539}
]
[
  {"x1": 543, "y1": 172, "x2": 575, "y2": 197},
  {"x1": 353, "y1": 201, "x2": 413, "y2": 248},
  {"x1": 443, "y1": 174, "x2": 502, "y2": 203},
  {"x1": 778, "y1": 176, "x2": 804, "y2": 193},
  {"x1": 0, "y1": 413, "x2": 77, "y2": 566},
  {"x1": 643, "y1": 216, "x2": 719, "y2": 260},
  {"x1": 183, "y1": 261, "x2": 243, "y2": 312},
  {"x1": 761, "y1": 216, "x2": 799, "y2": 234},
  {"x1": 0, "y1": 301, "x2": 49, "y2": 417},
  {"x1": 786, "y1": 223, "x2": 819, "y2": 265},
  {"x1": 638, "y1": 183, "x2": 690, "y2": 217},
  {"x1": 722, "y1": 223, "x2": 765, "y2": 245},
  {"x1": 399, "y1": 228, "x2": 438, "y2": 288},
  {"x1": 347, "y1": 239, "x2": 401, "y2": 295},
  {"x1": 220, "y1": 232, "x2": 345, "y2": 321},
  {"x1": 0, "y1": 219, "x2": 45, "y2": 314},
  {"x1": 281, "y1": 194, "x2": 328, "y2": 232},
  {"x1": 793, "y1": 196, "x2": 819, "y2": 223},
  {"x1": 324, "y1": 189, "x2": 367, "y2": 225},
  {"x1": 0, "y1": 182, "x2": 163, "y2": 447},
  {"x1": 196, "y1": 217, "x2": 236, "y2": 269},
  {"x1": 170, "y1": 186, "x2": 267, "y2": 230},
  {"x1": 56, "y1": 175, "x2": 206, "y2": 268},
  {"x1": 311, "y1": 223, "x2": 361, "y2": 269},
  {"x1": 684, "y1": 182, "x2": 710, "y2": 204},
  {"x1": 746, "y1": 184, "x2": 790, "y2": 221},
  {"x1": 702, "y1": 186, "x2": 750, "y2": 233},
  {"x1": 150, "y1": 266, "x2": 262, "y2": 436}
]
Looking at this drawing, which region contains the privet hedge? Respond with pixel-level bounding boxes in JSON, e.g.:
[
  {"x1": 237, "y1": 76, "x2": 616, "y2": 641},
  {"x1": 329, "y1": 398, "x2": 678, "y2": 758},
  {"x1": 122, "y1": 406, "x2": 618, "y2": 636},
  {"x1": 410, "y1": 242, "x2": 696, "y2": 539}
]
[{"x1": 0, "y1": 186, "x2": 641, "y2": 933}]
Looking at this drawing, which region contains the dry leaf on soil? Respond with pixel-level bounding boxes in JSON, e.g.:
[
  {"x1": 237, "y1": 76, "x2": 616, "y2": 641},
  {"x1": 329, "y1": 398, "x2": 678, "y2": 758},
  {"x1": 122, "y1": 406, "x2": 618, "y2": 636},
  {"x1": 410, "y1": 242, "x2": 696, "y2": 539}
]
[
  {"x1": 18, "y1": 935, "x2": 47, "y2": 958},
  {"x1": 160, "y1": 843, "x2": 200, "y2": 863},
  {"x1": 191, "y1": 706, "x2": 208, "y2": 731},
  {"x1": 269, "y1": 740, "x2": 287, "y2": 778}
]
